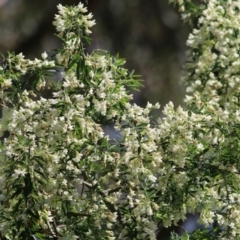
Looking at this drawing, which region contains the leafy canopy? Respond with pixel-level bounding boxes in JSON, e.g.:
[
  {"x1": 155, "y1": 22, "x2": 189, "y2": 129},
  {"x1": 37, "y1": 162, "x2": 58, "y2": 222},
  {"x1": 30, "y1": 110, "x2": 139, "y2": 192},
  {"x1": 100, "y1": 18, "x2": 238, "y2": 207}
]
[{"x1": 0, "y1": 0, "x2": 240, "y2": 239}]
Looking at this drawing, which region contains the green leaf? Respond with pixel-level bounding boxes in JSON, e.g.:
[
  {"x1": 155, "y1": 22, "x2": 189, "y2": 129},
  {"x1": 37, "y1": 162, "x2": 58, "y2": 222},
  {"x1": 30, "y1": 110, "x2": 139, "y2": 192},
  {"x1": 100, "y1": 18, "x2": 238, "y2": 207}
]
[
  {"x1": 23, "y1": 173, "x2": 33, "y2": 199},
  {"x1": 11, "y1": 185, "x2": 23, "y2": 199}
]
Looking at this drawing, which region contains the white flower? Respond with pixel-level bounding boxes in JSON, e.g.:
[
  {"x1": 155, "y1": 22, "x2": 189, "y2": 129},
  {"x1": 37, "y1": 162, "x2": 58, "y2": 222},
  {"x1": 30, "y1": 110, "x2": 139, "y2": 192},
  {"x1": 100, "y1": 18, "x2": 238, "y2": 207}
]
[
  {"x1": 89, "y1": 70, "x2": 94, "y2": 78},
  {"x1": 41, "y1": 52, "x2": 48, "y2": 60},
  {"x1": 147, "y1": 174, "x2": 157, "y2": 183},
  {"x1": 85, "y1": 20, "x2": 96, "y2": 28},
  {"x1": 13, "y1": 169, "x2": 26, "y2": 177},
  {"x1": 2, "y1": 78, "x2": 12, "y2": 88},
  {"x1": 78, "y1": 2, "x2": 87, "y2": 13}
]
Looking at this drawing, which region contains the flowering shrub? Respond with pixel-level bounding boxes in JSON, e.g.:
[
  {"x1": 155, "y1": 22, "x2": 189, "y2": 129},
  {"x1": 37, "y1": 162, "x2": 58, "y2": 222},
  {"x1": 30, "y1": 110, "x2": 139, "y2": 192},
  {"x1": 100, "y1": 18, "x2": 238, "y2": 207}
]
[{"x1": 0, "y1": 0, "x2": 240, "y2": 239}]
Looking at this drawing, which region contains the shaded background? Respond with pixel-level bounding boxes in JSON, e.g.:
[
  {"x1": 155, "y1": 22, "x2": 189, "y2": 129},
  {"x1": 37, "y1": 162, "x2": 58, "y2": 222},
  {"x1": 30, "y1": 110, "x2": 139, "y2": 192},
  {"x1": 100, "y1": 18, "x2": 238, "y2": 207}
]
[{"x1": 0, "y1": 0, "x2": 199, "y2": 238}]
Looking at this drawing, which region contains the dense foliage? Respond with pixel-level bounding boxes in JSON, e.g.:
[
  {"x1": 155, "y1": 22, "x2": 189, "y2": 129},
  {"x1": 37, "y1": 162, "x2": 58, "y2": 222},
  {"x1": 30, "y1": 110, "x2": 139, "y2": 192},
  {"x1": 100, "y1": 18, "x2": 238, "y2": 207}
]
[{"x1": 0, "y1": 0, "x2": 240, "y2": 239}]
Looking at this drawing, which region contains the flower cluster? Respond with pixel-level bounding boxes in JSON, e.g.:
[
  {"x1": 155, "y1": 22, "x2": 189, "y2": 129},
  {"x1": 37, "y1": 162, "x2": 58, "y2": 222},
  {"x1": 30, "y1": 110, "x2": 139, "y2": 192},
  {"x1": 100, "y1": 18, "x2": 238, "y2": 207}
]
[
  {"x1": 53, "y1": 3, "x2": 95, "y2": 34},
  {"x1": 1, "y1": 0, "x2": 240, "y2": 239},
  {"x1": 183, "y1": 0, "x2": 240, "y2": 113}
]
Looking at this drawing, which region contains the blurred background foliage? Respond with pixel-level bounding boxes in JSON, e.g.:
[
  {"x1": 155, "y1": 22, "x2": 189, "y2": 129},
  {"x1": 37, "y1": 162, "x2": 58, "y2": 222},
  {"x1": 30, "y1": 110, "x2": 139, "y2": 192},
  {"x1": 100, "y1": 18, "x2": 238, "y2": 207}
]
[
  {"x1": 0, "y1": 0, "x2": 189, "y2": 114},
  {"x1": 0, "y1": 0, "x2": 198, "y2": 238}
]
